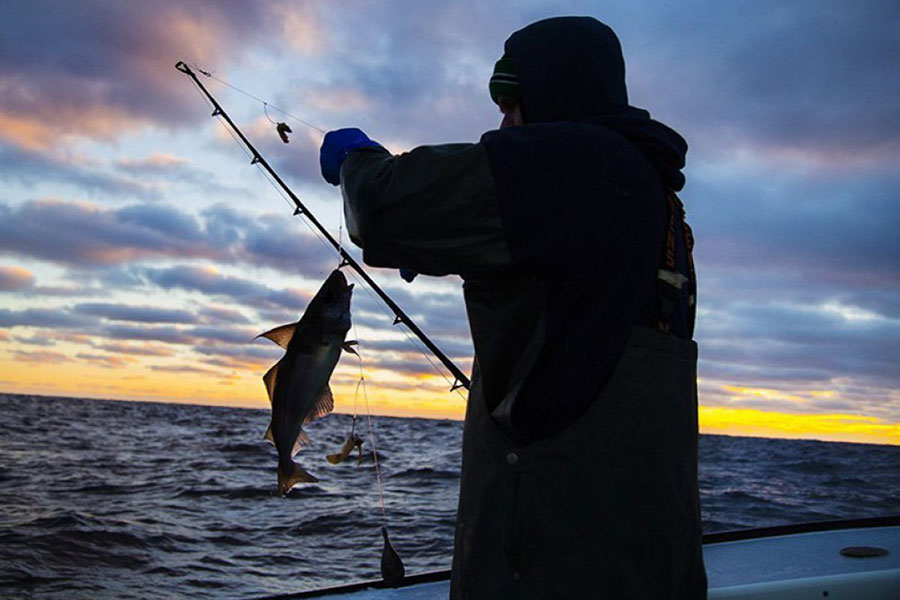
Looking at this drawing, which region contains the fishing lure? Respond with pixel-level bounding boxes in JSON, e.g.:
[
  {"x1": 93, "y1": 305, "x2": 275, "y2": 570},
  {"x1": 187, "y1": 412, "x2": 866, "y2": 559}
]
[
  {"x1": 276, "y1": 122, "x2": 292, "y2": 143},
  {"x1": 326, "y1": 433, "x2": 364, "y2": 465}
]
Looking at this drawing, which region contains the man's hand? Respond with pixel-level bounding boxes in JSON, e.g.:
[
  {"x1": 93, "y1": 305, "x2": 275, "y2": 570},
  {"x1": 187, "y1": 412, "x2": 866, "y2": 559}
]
[{"x1": 319, "y1": 128, "x2": 384, "y2": 186}]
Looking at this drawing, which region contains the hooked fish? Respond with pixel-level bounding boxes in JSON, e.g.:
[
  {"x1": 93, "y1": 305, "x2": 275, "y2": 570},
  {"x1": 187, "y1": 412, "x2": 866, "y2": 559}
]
[{"x1": 257, "y1": 269, "x2": 356, "y2": 495}]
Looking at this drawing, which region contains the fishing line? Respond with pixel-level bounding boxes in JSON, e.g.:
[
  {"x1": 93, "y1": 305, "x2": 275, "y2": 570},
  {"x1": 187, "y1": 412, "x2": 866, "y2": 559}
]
[
  {"x1": 190, "y1": 62, "x2": 327, "y2": 134},
  {"x1": 350, "y1": 341, "x2": 388, "y2": 521},
  {"x1": 194, "y1": 83, "x2": 301, "y2": 215},
  {"x1": 263, "y1": 102, "x2": 277, "y2": 125}
]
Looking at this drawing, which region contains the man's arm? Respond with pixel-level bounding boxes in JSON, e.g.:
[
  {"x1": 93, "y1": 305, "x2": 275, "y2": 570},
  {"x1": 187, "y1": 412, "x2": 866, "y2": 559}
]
[{"x1": 340, "y1": 143, "x2": 512, "y2": 278}]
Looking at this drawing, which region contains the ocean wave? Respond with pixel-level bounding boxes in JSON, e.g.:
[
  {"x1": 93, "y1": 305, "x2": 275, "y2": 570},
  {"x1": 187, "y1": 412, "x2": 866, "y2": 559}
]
[
  {"x1": 219, "y1": 442, "x2": 269, "y2": 454},
  {"x1": 387, "y1": 467, "x2": 459, "y2": 481},
  {"x1": 175, "y1": 485, "x2": 281, "y2": 500}
]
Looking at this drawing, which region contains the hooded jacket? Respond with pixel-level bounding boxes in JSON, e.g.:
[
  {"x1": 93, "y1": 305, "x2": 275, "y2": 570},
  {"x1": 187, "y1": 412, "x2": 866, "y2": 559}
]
[
  {"x1": 343, "y1": 17, "x2": 693, "y2": 441},
  {"x1": 340, "y1": 16, "x2": 704, "y2": 598}
]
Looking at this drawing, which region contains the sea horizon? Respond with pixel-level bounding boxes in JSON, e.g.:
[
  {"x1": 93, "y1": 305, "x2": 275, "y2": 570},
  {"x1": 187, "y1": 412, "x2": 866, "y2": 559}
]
[{"x1": 2, "y1": 390, "x2": 896, "y2": 448}]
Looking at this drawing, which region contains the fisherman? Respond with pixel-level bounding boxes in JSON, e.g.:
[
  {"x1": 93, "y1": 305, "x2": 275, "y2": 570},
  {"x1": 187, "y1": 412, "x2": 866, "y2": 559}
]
[{"x1": 319, "y1": 16, "x2": 706, "y2": 599}]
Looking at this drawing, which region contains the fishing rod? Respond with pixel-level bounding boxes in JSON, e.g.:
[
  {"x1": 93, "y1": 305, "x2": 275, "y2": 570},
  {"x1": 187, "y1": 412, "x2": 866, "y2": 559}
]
[{"x1": 175, "y1": 61, "x2": 470, "y2": 392}]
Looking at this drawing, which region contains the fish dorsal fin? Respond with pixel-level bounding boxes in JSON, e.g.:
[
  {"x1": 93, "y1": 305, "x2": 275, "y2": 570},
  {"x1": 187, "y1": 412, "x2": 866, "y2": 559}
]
[
  {"x1": 291, "y1": 429, "x2": 311, "y2": 457},
  {"x1": 263, "y1": 422, "x2": 275, "y2": 445},
  {"x1": 303, "y1": 385, "x2": 334, "y2": 425},
  {"x1": 262, "y1": 361, "x2": 280, "y2": 405},
  {"x1": 256, "y1": 323, "x2": 296, "y2": 349}
]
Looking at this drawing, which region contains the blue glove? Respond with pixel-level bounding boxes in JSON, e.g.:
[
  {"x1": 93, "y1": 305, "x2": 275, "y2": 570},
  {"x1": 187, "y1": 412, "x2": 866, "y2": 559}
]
[
  {"x1": 319, "y1": 128, "x2": 383, "y2": 186},
  {"x1": 399, "y1": 267, "x2": 418, "y2": 283}
]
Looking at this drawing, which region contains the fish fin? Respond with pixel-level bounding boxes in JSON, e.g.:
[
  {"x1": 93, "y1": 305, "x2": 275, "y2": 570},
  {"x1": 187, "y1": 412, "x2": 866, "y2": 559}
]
[
  {"x1": 290, "y1": 429, "x2": 311, "y2": 458},
  {"x1": 262, "y1": 361, "x2": 280, "y2": 405},
  {"x1": 342, "y1": 341, "x2": 359, "y2": 356},
  {"x1": 302, "y1": 385, "x2": 334, "y2": 425},
  {"x1": 256, "y1": 323, "x2": 296, "y2": 349},
  {"x1": 278, "y1": 461, "x2": 317, "y2": 495},
  {"x1": 263, "y1": 422, "x2": 275, "y2": 445}
]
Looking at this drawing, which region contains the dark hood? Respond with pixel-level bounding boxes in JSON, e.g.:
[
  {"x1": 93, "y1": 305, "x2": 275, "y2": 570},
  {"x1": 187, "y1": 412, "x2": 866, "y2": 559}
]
[{"x1": 503, "y1": 16, "x2": 688, "y2": 190}]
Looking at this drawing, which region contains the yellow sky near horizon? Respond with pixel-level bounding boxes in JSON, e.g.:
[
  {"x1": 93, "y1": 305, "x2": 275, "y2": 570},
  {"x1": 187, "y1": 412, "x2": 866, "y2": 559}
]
[{"x1": 2, "y1": 352, "x2": 897, "y2": 446}]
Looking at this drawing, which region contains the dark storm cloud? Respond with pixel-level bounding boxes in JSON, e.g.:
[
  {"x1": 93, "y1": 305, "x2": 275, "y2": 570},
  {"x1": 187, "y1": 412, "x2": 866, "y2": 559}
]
[{"x1": 74, "y1": 302, "x2": 195, "y2": 324}]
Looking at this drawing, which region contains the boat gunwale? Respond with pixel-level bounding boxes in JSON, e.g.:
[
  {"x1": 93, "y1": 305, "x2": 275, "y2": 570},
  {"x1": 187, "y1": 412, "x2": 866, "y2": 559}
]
[{"x1": 256, "y1": 514, "x2": 900, "y2": 599}]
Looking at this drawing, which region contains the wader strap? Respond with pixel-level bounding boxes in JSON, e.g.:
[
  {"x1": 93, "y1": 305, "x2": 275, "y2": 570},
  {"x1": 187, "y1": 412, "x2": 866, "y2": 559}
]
[{"x1": 656, "y1": 192, "x2": 696, "y2": 334}]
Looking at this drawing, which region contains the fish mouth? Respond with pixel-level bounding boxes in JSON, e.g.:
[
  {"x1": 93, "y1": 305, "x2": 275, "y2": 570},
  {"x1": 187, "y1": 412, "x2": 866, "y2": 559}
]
[{"x1": 326, "y1": 269, "x2": 353, "y2": 292}]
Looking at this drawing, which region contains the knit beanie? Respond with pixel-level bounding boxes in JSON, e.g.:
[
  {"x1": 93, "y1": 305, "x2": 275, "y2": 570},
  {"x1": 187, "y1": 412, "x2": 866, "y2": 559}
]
[{"x1": 489, "y1": 56, "x2": 520, "y2": 104}]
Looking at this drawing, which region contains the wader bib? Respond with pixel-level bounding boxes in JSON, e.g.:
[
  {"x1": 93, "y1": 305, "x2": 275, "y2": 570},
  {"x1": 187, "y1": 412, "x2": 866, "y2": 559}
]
[{"x1": 450, "y1": 325, "x2": 706, "y2": 599}]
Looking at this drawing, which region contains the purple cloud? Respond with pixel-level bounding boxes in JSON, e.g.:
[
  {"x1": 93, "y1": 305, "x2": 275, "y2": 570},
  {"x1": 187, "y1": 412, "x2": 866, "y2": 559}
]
[
  {"x1": 0, "y1": 1, "x2": 277, "y2": 151},
  {"x1": 0, "y1": 266, "x2": 34, "y2": 291},
  {"x1": 93, "y1": 342, "x2": 175, "y2": 357},
  {"x1": 141, "y1": 264, "x2": 312, "y2": 312},
  {"x1": 0, "y1": 199, "x2": 219, "y2": 267},
  {"x1": 0, "y1": 308, "x2": 92, "y2": 329},
  {"x1": 11, "y1": 349, "x2": 70, "y2": 364},
  {"x1": 0, "y1": 199, "x2": 336, "y2": 278},
  {"x1": 75, "y1": 302, "x2": 195, "y2": 324}
]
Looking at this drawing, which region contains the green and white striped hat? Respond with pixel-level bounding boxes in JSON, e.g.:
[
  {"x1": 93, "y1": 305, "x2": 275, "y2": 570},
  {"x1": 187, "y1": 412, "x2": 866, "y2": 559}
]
[{"x1": 489, "y1": 56, "x2": 520, "y2": 104}]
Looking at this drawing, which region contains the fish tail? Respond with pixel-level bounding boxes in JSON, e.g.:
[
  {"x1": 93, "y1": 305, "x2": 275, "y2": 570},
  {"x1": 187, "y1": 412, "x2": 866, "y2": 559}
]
[{"x1": 278, "y1": 461, "x2": 318, "y2": 495}]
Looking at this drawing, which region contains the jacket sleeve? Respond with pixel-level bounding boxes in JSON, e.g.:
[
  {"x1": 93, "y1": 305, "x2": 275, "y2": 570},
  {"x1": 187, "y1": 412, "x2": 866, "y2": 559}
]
[{"x1": 340, "y1": 142, "x2": 512, "y2": 278}]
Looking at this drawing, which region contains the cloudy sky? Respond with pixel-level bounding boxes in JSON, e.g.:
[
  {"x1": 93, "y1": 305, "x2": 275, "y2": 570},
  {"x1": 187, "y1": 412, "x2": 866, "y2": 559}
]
[{"x1": 0, "y1": 1, "x2": 897, "y2": 444}]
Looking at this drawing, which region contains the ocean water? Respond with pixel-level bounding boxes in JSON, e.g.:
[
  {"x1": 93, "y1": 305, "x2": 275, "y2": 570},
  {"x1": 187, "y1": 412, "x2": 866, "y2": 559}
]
[{"x1": 1, "y1": 393, "x2": 898, "y2": 599}]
